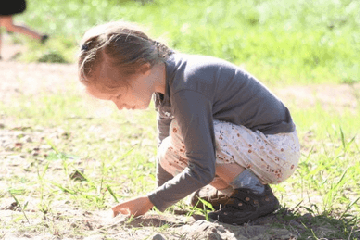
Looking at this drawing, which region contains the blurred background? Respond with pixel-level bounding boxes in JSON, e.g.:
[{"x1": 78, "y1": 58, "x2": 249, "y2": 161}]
[{"x1": 6, "y1": 0, "x2": 360, "y2": 85}]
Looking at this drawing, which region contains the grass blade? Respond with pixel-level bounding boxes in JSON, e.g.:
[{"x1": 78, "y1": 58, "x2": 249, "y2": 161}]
[
  {"x1": 340, "y1": 196, "x2": 360, "y2": 220},
  {"x1": 107, "y1": 185, "x2": 119, "y2": 203},
  {"x1": 8, "y1": 191, "x2": 30, "y2": 224},
  {"x1": 339, "y1": 126, "x2": 346, "y2": 150}
]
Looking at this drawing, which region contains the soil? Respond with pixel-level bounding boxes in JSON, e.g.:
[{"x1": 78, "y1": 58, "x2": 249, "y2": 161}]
[{"x1": 1, "y1": 44, "x2": 359, "y2": 240}]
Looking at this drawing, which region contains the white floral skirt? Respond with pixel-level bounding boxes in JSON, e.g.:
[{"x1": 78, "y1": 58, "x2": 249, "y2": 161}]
[{"x1": 158, "y1": 119, "x2": 300, "y2": 184}]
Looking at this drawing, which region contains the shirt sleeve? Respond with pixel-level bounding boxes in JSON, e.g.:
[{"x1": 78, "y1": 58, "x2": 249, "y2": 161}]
[{"x1": 148, "y1": 90, "x2": 216, "y2": 211}]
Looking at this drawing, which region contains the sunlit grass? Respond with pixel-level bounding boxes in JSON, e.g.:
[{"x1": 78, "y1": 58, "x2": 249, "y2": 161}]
[
  {"x1": 274, "y1": 100, "x2": 360, "y2": 223},
  {"x1": 1, "y1": 89, "x2": 359, "y2": 238},
  {"x1": 11, "y1": 0, "x2": 360, "y2": 85}
]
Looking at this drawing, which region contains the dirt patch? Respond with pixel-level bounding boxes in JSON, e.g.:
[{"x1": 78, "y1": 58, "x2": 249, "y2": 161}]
[
  {"x1": 0, "y1": 61, "x2": 80, "y2": 102},
  {"x1": 0, "y1": 201, "x2": 349, "y2": 240},
  {"x1": 0, "y1": 205, "x2": 308, "y2": 240},
  {"x1": 273, "y1": 83, "x2": 360, "y2": 113},
  {"x1": 1, "y1": 56, "x2": 359, "y2": 112}
]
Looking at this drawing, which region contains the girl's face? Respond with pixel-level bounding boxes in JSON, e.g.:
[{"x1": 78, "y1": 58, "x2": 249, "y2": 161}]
[{"x1": 86, "y1": 64, "x2": 154, "y2": 110}]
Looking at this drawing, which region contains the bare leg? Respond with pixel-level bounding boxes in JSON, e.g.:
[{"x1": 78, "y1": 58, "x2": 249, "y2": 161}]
[
  {"x1": 216, "y1": 163, "x2": 245, "y2": 184},
  {"x1": 209, "y1": 177, "x2": 229, "y2": 190},
  {"x1": 210, "y1": 163, "x2": 245, "y2": 190},
  {"x1": 189, "y1": 163, "x2": 245, "y2": 209},
  {"x1": 0, "y1": 16, "x2": 42, "y2": 41}
]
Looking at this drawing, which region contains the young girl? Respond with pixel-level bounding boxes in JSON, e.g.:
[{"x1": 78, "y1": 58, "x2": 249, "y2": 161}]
[{"x1": 78, "y1": 21, "x2": 300, "y2": 225}]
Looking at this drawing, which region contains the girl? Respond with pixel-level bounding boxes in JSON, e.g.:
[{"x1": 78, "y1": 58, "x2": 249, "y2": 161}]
[
  {"x1": 0, "y1": 0, "x2": 48, "y2": 60},
  {"x1": 78, "y1": 21, "x2": 300, "y2": 225}
]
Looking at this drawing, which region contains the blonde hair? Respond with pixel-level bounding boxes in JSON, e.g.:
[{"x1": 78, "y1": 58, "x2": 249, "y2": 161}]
[{"x1": 78, "y1": 21, "x2": 172, "y2": 91}]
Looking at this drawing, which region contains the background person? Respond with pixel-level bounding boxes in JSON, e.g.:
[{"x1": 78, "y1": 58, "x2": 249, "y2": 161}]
[{"x1": 0, "y1": 0, "x2": 48, "y2": 60}]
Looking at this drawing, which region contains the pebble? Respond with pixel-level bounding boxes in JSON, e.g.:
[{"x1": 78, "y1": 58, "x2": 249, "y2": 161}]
[
  {"x1": 31, "y1": 151, "x2": 39, "y2": 157},
  {"x1": 69, "y1": 169, "x2": 86, "y2": 181},
  {"x1": 40, "y1": 144, "x2": 52, "y2": 150},
  {"x1": 83, "y1": 235, "x2": 104, "y2": 240},
  {"x1": 21, "y1": 135, "x2": 32, "y2": 143},
  {"x1": 151, "y1": 233, "x2": 167, "y2": 240}
]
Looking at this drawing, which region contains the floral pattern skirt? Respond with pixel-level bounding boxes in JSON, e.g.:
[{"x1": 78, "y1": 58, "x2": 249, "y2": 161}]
[{"x1": 158, "y1": 119, "x2": 300, "y2": 184}]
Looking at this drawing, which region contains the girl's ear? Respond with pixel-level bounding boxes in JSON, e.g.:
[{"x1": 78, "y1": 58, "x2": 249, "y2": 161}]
[{"x1": 139, "y1": 63, "x2": 152, "y2": 76}]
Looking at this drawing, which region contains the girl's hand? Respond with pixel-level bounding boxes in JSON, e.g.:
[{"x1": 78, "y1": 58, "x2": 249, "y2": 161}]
[{"x1": 111, "y1": 196, "x2": 154, "y2": 218}]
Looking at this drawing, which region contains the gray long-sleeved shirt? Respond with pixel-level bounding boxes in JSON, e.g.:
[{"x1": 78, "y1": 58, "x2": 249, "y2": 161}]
[{"x1": 148, "y1": 53, "x2": 295, "y2": 211}]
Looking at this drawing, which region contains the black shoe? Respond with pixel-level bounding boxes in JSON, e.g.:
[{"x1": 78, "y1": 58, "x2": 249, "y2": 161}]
[
  {"x1": 190, "y1": 185, "x2": 230, "y2": 210},
  {"x1": 208, "y1": 185, "x2": 280, "y2": 224},
  {"x1": 41, "y1": 34, "x2": 49, "y2": 44}
]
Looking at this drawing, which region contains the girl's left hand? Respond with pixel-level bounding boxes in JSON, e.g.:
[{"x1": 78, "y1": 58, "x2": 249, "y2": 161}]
[{"x1": 111, "y1": 196, "x2": 154, "y2": 218}]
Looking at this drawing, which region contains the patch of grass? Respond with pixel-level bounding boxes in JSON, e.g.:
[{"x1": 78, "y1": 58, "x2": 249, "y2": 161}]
[
  {"x1": 1, "y1": 89, "x2": 359, "y2": 238},
  {"x1": 272, "y1": 101, "x2": 360, "y2": 238},
  {"x1": 1, "y1": 93, "x2": 87, "y2": 126},
  {"x1": 272, "y1": 207, "x2": 359, "y2": 239}
]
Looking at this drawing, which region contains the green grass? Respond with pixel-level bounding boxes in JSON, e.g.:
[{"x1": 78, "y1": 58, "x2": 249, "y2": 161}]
[{"x1": 10, "y1": 0, "x2": 360, "y2": 85}]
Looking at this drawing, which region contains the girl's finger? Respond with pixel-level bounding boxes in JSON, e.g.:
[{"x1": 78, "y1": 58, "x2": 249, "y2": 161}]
[{"x1": 112, "y1": 206, "x2": 130, "y2": 217}]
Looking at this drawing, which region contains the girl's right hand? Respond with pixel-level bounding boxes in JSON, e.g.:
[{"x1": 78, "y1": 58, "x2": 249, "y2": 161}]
[{"x1": 111, "y1": 196, "x2": 154, "y2": 218}]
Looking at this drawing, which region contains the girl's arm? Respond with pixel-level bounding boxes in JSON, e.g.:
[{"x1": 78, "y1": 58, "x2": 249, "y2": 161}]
[
  {"x1": 110, "y1": 111, "x2": 173, "y2": 218},
  {"x1": 148, "y1": 90, "x2": 217, "y2": 211}
]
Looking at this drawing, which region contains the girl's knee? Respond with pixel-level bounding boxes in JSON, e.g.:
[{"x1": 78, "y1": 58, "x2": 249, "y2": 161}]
[
  {"x1": 157, "y1": 138, "x2": 185, "y2": 176},
  {"x1": 157, "y1": 137, "x2": 180, "y2": 175},
  {"x1": 157, "y1": 151, "x2": 169, "y2": 170},
  {"x1": 157, "y1": 137, "x2": 171, "y2": 166},
  {"x1": 4, "y1": 24, "x2": 16, "y2": 32},
  {"x1": 1, "y1": 18, "x2": 13, "y2": 30},
  {"x1": 157, "y1": 154, "x2": 184, "y2": 177}
]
